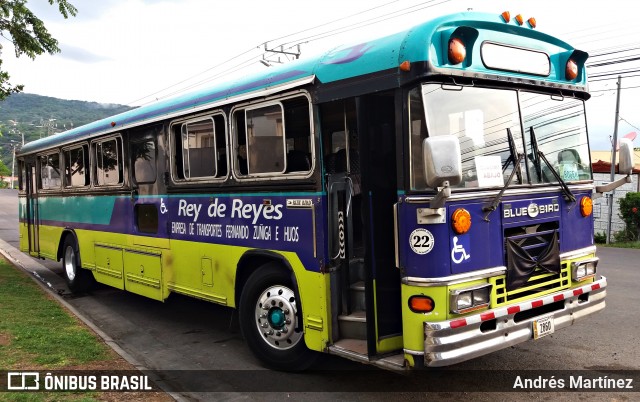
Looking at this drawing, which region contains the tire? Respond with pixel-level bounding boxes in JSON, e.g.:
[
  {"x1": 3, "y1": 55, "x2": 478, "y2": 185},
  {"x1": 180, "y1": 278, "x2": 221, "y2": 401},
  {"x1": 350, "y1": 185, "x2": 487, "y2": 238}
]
[
  {"x1": 239, "y1": 263, "x2": 316, "y2": 371},
  {"x1": 62, "y1": 235, "x2": 94, "y2": 293}
]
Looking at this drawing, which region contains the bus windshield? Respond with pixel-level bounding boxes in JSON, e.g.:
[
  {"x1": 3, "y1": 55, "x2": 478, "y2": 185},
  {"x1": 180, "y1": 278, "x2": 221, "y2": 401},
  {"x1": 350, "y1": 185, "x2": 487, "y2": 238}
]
[{"x1": 411, "y1": 84, "x2": 591, "y2": 190}]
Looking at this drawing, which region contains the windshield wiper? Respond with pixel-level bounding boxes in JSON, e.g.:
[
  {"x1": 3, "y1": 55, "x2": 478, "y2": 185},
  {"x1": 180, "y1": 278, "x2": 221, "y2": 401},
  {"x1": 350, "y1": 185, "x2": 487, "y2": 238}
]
[
  {"x1": 483, "y1": 153, "x2": 524, "y2": 221},
  {"x1": 483, "y1": 129, "x2": 525, "y2": 221},
  {"x1": 502, "y1": 128, "x2": 523, "y2": 184},
  {"x1": 529, "y1": 126, "x2": 576, "y2": 203},
  {"x1": 529, "y1": 126, "x2": 543, "y2": 182}
]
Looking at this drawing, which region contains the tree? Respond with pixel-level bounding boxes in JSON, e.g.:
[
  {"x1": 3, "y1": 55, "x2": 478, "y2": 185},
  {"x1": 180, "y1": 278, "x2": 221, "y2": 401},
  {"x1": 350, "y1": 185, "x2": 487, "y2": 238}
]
[
  {"x1": 618, "y1": 192, "x2": 640, "y2": 242},
  {"x1": 0, "y1": 0, "x2": 77, "y2": 100},
  {"x1": 0, "y1": 158, "x2": 10, "y2": 188}
]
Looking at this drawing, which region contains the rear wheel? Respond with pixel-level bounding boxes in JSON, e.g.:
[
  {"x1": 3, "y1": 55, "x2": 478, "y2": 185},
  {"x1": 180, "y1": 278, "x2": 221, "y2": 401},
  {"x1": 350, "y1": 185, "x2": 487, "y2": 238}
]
[
  {"x1": 62, "y1": 236, "x2": 94, "y2": 293},
  {"x1": 239, "y1": 263, "x2": 316, "y2": 371}
]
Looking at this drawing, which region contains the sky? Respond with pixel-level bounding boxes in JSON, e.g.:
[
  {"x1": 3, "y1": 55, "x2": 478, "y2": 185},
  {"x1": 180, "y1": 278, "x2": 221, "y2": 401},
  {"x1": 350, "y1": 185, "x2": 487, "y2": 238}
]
[{"x1": 3, "y1": 0, "x2": 640, "y2": 151}]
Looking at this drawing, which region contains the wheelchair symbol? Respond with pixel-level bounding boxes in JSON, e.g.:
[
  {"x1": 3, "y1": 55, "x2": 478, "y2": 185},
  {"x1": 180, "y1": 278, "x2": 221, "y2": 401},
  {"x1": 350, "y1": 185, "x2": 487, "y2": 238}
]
[
  {"x1": 451, "y1": 236, "x2": 470, "y2": 264},
  {"x1": 160, "y1": 198, "x2": 168, "y2": 214}
]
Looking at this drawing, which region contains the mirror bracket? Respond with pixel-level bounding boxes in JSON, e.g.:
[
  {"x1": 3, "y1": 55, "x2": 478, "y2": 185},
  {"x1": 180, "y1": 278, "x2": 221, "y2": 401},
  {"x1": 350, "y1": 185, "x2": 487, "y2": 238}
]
[{"x1": 429, "y1": 180, "x2": 451, "y2": 209}]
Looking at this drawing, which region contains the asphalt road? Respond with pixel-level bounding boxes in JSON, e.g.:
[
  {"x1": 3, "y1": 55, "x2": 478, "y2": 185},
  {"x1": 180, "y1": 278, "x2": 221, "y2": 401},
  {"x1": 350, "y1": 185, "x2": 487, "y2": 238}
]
[{"x1": 0, "y1": 189, "x2": 638, "y2": 401}]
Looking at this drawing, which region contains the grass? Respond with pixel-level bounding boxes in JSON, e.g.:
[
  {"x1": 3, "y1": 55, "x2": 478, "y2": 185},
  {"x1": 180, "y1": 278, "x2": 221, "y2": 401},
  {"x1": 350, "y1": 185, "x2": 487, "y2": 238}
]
[
  {"x1": 0, "y1": 258, "x2": 173, "y2": 402},
  {"x1": 0, "y1": 258, "x2": 109, "y2": 369},
  {"x1": 599, "y1": 241, "x2": 640, "y2": 249}
]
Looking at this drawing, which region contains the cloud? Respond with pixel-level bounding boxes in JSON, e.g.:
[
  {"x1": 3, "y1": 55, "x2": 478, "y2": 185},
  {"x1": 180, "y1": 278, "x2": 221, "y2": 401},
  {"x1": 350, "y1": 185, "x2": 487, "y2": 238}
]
[{"x1": 58, "y1": 44, "x2": 111, "y2": 63}]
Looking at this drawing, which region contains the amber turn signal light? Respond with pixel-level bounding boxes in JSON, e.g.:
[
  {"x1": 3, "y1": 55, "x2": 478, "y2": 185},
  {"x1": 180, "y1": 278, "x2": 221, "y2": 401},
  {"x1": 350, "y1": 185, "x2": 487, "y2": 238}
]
[
  {"x1": 580, "y1": 196, "x2": 593, "y2": 217},
  {"x1": 409, "y1": 295, "x2": 435, "y2": 313},
  {"x1": 452, "y1": 208, "x2": 472, "y2": 234},
  {"x1": 566, "y1": 59, "x2": 578, "y2": 80},
  {"x1": 448, "y1": 37, "x2": 466, "y2": 65}
]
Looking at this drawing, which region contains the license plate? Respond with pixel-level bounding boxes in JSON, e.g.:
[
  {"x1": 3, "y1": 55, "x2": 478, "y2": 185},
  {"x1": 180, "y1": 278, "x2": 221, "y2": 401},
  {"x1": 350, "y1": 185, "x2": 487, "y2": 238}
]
[{"x1": 533, "y1": 314, "x2": 554, "y2": 340}]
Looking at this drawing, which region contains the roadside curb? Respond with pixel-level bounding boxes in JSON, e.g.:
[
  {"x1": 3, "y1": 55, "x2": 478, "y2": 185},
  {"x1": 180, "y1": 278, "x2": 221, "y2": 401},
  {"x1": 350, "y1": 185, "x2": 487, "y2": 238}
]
[{"x1": 0, "y1": 238, "x2": 187, "y2": 401}]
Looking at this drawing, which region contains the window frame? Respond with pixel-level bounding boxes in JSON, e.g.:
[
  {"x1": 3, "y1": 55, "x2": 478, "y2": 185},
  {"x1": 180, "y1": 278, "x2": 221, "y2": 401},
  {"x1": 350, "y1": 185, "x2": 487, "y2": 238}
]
[
  {"x1": 230, "y1": 91, "x2": 315, "y2": 181},
  {"x1": 62, "y1": 143, "x2": 90, "y2": 189},
  {"x1": 169, "y1": 112, "x2": 228, "y2": 184},
  {"x1": 92, "y1": 134, "x2": 125, "y2": 188},
  {"x1": 37, "y1": 150, "x2": 63, "y2": 191}
]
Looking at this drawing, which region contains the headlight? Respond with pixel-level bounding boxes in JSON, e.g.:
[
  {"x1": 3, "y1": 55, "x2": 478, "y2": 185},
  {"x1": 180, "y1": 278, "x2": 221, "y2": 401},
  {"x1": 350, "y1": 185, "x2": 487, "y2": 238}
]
[
  {"x1": 450, "y1": 284, "x2": 492, "y2": 314},
  {"x1": 571, "y1": 258, "x2": 598, "y2": 281}
]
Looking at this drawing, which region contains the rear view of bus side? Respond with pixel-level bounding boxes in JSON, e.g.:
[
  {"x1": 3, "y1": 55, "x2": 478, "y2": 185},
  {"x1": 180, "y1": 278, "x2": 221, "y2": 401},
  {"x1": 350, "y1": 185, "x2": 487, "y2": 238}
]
[{"x1": 17, "y1": 11, "x2": 635, "y2": 371}]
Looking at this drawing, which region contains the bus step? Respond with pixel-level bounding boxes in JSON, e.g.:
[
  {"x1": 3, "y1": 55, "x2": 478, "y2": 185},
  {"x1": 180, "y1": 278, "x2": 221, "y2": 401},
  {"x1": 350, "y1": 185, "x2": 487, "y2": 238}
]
[
  {"x1": 349, "y1": 258, "x2": 365, "y2": 283},
  {"x1": 350, "y1": 281, "x2": 366, "y2": 311},
  {"x1": 328, "y1": 340, "x2": 407, "y2": 371},
  {"x1": 338, "y1": 310, "x2": 367, "y2": 340}
]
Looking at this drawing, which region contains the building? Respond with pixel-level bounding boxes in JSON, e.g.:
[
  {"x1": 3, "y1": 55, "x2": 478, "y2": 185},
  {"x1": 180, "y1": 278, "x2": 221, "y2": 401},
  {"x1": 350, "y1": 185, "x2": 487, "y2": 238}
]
[{"x1": 590, "y1": 153, "x2": 640, "y2": 240}]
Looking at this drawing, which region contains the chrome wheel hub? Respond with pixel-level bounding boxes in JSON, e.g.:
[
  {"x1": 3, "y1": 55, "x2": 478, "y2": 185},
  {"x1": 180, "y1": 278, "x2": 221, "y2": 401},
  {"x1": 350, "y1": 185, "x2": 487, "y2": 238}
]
[
  {"x1": 254, "y1": 285, "x2": 302, "y2": 350},
  {"x1": 64, "y1": 246, "x2": 76, "y2": 281}
]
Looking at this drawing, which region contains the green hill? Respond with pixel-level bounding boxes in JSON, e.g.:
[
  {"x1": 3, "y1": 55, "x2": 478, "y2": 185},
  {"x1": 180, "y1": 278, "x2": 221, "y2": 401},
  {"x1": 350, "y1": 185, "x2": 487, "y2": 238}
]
[{"x1": 0, "y1": 93, "x2": 134, "y2": 171}]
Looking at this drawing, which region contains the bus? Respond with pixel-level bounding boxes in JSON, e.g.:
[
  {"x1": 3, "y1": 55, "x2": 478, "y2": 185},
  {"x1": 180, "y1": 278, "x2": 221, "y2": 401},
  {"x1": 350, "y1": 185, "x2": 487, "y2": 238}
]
[{"x1": 17, "y1": 11, "x2": 635, "y2": 371}]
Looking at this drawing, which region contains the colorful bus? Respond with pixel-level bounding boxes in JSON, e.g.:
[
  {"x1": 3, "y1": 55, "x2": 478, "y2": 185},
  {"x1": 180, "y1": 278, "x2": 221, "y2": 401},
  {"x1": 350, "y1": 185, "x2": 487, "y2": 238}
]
[{"x1": 17, "y1": 11, "x2": 635, "y2": 371}]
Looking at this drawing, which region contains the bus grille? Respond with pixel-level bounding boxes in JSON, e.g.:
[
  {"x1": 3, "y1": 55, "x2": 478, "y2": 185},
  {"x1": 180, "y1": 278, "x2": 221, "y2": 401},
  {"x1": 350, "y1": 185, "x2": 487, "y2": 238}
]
[{"x1": 491, "y1": 222, "x2": 569, "y2": 307}]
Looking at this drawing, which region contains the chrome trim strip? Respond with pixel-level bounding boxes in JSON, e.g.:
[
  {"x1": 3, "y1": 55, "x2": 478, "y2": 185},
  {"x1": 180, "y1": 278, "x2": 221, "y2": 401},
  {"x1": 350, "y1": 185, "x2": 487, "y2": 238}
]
[
  {"x1": 404, "y1": 348, "x2": 425, "y2": 356},
  {"x1": 404, "y1": 184, "x2": 594, "y2": 204},
  {"x1": 402, "y1": 266, "x2": 506, "y2": 287},
  {"x1": 560, "y1": 245, "x2": 596, "y2": 260},
  {"x1": 312, "y1": 203, "x2": 317, "y2": 258},
  {"x1": 393, "y1": 202, "x2": 400, "y2": 268}
]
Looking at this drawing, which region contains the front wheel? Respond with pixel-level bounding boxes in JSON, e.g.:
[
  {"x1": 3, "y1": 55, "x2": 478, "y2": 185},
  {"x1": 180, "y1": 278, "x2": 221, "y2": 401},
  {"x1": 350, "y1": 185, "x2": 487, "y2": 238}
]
[
  {"x1": 62, "y1": 236, "x2": 94, "y2": 293},
  {"x1": 239, "y1": 263, "x2": 316, "y2": 371}
]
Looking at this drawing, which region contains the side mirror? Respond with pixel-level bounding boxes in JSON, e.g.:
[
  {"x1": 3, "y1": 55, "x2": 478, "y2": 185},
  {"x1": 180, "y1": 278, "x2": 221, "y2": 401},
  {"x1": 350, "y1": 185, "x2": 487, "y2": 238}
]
[
  {"x1": 619, "y1": 138, "x2": 635, "y2": 175},
  {"x1": 594, "y1": 138, "x2": 636, "y2": 197},
  {"x1": 422, "y1": 136, "x2": 462, "y2": 188}
]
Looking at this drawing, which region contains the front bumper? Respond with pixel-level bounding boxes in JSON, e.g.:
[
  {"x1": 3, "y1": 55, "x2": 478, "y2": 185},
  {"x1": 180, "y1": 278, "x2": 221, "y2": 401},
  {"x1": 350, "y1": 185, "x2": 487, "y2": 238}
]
[{"x1": 423, "y1": 276, "x2": 607, "y2": 367}]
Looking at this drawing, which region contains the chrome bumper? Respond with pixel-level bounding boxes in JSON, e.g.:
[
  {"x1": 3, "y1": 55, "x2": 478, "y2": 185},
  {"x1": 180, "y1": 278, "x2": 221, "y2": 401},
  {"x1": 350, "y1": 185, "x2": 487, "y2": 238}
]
[{"x1": 423, "y1": 276, "x2": 607, "y2": 367}]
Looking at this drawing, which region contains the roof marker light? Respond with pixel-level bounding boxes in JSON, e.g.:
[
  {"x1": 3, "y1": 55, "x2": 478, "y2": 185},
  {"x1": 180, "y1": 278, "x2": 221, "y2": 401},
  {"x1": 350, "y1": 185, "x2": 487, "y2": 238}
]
[
  {"x1": 111, "y1": 122, "x2": 116, "y2": 127},
  {"x1": 501, "y1": 11, "x2": 510, "y2": 23},
  {"x1": 448, "y1": 37, "x2": 466, "y2": 65},
  {"x1": 566, "y1": 59, "x2": 578, "y2": 80},
  {"x1": 528, "y1": 17, "x2": 537, "y2": 28},
  {"x1": 515, "y1": 14, "x2": 524, "y2": 25}
]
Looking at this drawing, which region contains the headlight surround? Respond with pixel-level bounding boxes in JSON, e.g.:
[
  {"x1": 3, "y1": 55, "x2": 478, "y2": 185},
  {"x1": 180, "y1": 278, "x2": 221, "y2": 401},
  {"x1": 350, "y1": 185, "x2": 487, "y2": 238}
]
[
  {"x1": 450, "y1": 284, "x2": 492, "y2": 314},
  {"x1": 571, "y1": 258, "x2": 598, "y2": 281}
]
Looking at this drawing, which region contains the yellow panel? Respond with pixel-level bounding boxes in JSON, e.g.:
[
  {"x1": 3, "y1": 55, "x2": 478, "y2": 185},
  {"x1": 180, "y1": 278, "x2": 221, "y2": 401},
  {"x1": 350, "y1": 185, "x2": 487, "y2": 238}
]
[
  {"x1": 94, "y1": 245, "x2": 124, "y2": 290},
  {"x1": 124, "y1": 250, "x2": 163, "y2": 301}
]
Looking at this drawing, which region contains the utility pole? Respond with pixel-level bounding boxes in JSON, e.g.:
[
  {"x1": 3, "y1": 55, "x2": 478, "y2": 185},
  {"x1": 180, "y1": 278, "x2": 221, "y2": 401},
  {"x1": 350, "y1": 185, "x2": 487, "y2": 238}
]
[
  {"x1": 10, "y1": 143, "x2": 17, "y2": 189},
  {"x1": 606, "y1": 75, "x2": 622, "y2": 244}
]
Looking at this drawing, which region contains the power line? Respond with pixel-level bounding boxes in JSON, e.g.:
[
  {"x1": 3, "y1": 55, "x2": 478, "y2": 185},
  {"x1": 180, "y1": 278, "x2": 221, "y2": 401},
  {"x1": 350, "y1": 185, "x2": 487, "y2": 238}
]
[{"x1": 127, "y1": 0, "x2": 450, "y2": 106}]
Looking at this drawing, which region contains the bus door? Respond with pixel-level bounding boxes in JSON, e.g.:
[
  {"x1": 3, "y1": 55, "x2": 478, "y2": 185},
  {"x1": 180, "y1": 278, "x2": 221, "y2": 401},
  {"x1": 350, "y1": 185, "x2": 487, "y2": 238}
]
[
  {"x1": 25, "y1": 161, "x2": 40, "y2": 257},
  {"x1": 126, "y1": 128, "x2": 166, "y2": 301},
  {"x1": 322, "y1": 99, "x2": 366, "y2": 342},
  {"x1": 356, "y1": 92, "x2": 402, "y2": 355}
]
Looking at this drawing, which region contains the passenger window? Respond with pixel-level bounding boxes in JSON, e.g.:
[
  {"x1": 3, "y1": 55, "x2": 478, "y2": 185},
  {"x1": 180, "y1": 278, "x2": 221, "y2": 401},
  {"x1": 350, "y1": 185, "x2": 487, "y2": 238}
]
[
  {"x1": 64, "y1": 145, "x2": 89, "y2": 187},
  {"x1": 95, "y1": 137, "x2": 123, "y2": 186},
  {"x1": 131, "y1": 140, "x2": 157, "y2": 184},
  {"x1": 233, "y1": 95, "x2": 312, "y2": 177},
  {"x1": 39, "y1": 152, "x2": 62, "y2": 190},
  {"x1": 246, "y1": 104, "x2": 285, "y2": 174},
  {"x1": 171, "y1": 114, "x2": 227, "y2": 181}
]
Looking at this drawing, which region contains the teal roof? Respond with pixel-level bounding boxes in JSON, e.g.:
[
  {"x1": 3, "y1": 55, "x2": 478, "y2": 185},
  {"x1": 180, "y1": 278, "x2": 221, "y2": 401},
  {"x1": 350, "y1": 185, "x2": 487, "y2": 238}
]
[{"x1": 19, "y1": 12, "x2": 584, "y2": 156}]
